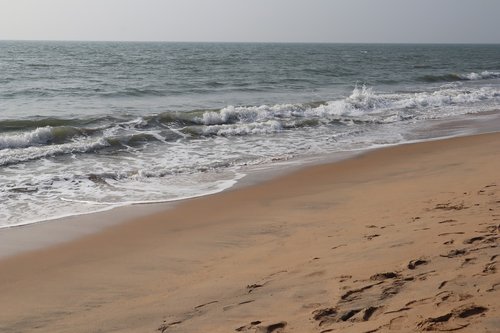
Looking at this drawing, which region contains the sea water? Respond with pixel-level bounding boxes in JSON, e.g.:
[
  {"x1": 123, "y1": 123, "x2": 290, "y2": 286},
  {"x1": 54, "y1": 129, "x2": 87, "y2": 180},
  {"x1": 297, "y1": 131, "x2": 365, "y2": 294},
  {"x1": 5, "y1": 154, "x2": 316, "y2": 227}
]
[{"x1": 0, "y1": 42, "x2": 499, "y2": 227}]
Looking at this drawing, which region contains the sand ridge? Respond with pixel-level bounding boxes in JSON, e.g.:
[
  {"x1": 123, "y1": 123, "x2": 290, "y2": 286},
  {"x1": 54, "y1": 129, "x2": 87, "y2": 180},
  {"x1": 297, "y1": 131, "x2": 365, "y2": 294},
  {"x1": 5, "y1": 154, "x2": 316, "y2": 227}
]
[{"x1": 0, "y1": 133, "x2": 499, "y2": 332}]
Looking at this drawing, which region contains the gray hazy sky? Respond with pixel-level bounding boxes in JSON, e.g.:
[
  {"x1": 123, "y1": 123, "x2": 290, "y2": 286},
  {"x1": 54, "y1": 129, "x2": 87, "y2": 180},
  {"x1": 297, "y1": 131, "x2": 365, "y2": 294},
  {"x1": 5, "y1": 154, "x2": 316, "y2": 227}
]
[{"x1": 1, "y1": 0, "x2": 499, "y2": 43}]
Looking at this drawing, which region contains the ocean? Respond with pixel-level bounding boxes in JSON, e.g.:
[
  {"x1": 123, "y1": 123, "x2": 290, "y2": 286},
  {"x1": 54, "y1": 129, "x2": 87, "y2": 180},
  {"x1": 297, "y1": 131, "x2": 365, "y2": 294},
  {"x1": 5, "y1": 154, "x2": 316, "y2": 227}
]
[{"x1": 0, "y1": 41, "x2": 499, "y2": 227}]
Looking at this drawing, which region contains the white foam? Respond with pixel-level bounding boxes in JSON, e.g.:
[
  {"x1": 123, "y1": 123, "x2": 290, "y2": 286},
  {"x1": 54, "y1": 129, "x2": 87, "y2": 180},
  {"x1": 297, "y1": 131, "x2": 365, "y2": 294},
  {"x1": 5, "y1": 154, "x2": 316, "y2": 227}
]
[
  {"x1": 203, "y1": 120, "x2": 283, "y2": 136},
  {"x1": 345, "y1": 84, "x2": 387, "y2": 110},
  {"x1": 199, "y1": 103, "x2": 303, "y2": 126},
  {"x1": 316, "y1": 86, "x2": 499, "y2": 122},
  {"x1": 0, "y1": 127, "x2": 54, "y2": 149},
  {"x1": 394, "y1": 87, "x2": 499, "y2": 114},
  {"x1": 0, "y1": 167, "x2": 245, "y2": 228},
  {"x1": 0, "y1": 137, "x2": 109, "y2": 166},
  {"x1": 193, "y1": 85, "x2": 499, "y2": 133},
  {"x1": 460, "y1": 71, "x2": 500, "y2": 80}
]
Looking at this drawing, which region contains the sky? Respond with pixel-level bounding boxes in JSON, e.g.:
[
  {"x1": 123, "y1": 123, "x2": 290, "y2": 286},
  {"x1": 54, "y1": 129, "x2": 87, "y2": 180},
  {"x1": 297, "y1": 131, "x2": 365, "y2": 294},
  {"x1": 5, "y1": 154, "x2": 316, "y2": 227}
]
[{"x1": 0, "y1": 0, "x2": 499, "y2": 43}]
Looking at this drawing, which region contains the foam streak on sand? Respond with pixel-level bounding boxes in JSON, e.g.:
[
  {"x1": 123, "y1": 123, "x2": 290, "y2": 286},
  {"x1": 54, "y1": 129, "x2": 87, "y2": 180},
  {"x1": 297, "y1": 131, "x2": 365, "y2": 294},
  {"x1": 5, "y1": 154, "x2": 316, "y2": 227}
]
[{"x1": 0, "y1": 133, "x2": 499, "y2": 332}]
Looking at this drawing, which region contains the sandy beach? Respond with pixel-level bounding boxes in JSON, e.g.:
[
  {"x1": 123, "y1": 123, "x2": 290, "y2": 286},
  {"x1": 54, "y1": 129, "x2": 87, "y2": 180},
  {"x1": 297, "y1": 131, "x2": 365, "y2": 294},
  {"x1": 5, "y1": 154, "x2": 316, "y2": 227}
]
[{"x1": 0, "y1": 132, "x2": 499, "y2": 333}]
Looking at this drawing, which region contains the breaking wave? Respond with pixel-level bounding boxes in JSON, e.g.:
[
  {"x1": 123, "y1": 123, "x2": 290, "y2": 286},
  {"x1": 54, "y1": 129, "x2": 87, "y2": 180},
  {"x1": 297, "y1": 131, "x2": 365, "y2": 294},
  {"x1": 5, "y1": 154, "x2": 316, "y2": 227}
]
[
  {"x1": 1, "y1": 84, "x2": 498, "y2": 166},
  {"x1": 188, "y1": 84, "x2": 499, "y2": 132},
  {"x1": 0, "y1": 126, "x2": 99, "y2": 150},
  {"x1": 0, "y1": 137, "x2": 110, "y2": 166}
]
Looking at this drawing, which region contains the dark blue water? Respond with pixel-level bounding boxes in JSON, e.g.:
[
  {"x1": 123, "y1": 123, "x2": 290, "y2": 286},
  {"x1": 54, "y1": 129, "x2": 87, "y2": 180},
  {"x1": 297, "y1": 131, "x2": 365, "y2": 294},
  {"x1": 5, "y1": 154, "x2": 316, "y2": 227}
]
[{"x1": 1, "y1": 42, "x2": 499, "y2": 226}]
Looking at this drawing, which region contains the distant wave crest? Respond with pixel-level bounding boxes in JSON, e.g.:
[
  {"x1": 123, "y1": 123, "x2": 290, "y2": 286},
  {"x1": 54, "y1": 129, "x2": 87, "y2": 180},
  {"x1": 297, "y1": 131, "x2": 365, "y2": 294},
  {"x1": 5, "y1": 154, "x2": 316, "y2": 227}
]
[{"x1": 419, "y1": 70, "x2": 500, "y2": 83}]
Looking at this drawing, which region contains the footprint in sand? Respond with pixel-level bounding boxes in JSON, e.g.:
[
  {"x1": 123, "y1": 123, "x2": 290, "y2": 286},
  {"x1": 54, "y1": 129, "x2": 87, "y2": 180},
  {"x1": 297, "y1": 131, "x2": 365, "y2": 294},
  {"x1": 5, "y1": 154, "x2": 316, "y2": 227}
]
[
  {"x1": 413, "y1": 227, "x2": 431, "y2": 231},
  {"x1": 482, "y1": 261, "x2": 496, "y2": 275},
  {"x1": 435, "y1": 290, "x2": 472, "y2": 307},
  {"x1": 193, "y1": 300, "x2": 218, "y2": 310},
  {"x1": 339, "y1": 281, "x2": 384, "y2": 302},
  {"x1": 236, "y1": 321, "x2": 287, "y2": 333},
  {"x1": 312, "y1": 307, "x2": 338, "y2": 326},
  {"x1": 438, "y1": 232, "x2": 465, "y2": 236},
  {"x1": 417, "y1": 304, "x2": 488, "y2": 331},
  {"x1": 463, "y1": 236, "x2": 485, "y2": 244},
  {"x1": 331, "y1": 244, "x2": 347, "y2": 250},
  {"x1": 337, "y1": 274, "x2": 352, "y2": 282},
  {"x1": 388, "y1": 315, "x2": 407, "y2": 330},
  {"x1": 247, "y1": 282, "x2": 267, "y2": 293},
  {"x1": 223, "y1": 300, "x2": 255, "y2": 311},
  {"x1": 486, "y1": 282, "x2": 499, "y2": 292},
  {"x1": 434, "y1": 202, "x2": 468, "y2": 211},
  {"x1": 478, "y1": 183, "x2": 497, "y2": 195},
  {"x1": 440, "y1": 248, "x2": 468, "y2": 258},
  {"x1": 158, "y1": 320, "x2": 182, "y2": 333},
  {"x1": 438, "y1": 280, "x2": 448, "y2": 289},
  {"x1": 406, "y1": 297, "x2": 433, "y2": 307},
  {"x1": 370, "y1": 272, "x2": 401, "y2": 281},
  {"x1": 409, "y1": 216, "x2": 421, "y2": 223},
  {"x1": 364, "y1": 234, "x2": 380, "y2": 240},
  {"x1": 236, "y1": 321, "x2": 262, "y2": 332},
  {"x1": 438, "y1": 219, "x2": 458, "y2": 224},
  {"x1": 408, "y1": 258, "x2": 429, "y2": 269},
  {"x1": 461, "y1": 257, "x2": 477, "y2": 267},
  {"x1": 312, "y1": 306, "x2": 383, "y2": 326},
  {"x1": 389, "y1": 241, "x2": 414, "y2": 248}
]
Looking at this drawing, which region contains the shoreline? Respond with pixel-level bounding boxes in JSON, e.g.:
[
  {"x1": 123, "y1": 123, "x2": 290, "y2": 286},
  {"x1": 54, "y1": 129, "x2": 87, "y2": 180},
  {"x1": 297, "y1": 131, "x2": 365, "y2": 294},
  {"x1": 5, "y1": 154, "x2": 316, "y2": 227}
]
[
  {"x1": 0, "y1": 148, "x2": 360, "y2": 259},
  {"x1": 1, "y1": 110, "x2": 500, "y2": 259},
  {"x1": 0, "y1": 131, "x2": 499, "y2": 332}
]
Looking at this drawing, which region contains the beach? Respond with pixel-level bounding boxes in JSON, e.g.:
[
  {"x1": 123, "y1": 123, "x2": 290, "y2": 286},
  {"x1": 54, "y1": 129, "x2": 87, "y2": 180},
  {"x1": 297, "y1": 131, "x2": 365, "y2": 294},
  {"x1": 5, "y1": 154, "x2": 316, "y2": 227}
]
[{"x1": 0, "y1": 132, "x2": 498, "y2": 332}]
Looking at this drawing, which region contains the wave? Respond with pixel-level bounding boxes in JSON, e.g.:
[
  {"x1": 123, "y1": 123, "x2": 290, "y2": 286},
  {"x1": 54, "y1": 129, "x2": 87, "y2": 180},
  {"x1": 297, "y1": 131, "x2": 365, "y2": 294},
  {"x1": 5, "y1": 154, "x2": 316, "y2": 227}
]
[
  {"x1": 100, "y1": 87, "x2": 168, "y2": 98},
  {"x1": 0, "y1": 122, "x2": 189, "y2": 166},
  {"x1": 460, "y1": 71, "x2": 500, "y2": 80},
  {"x1": 0, "y1": 131, "x2": 173, "y2": 167},
  {"x1": 5, "y1": 86, "x2": 500, "y2": 138},
  {"x1": 187, "y1": 85, "x2": 499, "y2": 133},
  {"x1": 419, "y1": 70, "x2": 500, "y2": 83},
  {"x1": 1, "y1": 85, "x2": 179, "y2": 100},
  {"x1": 419, "y1": 74, "x2": 463, "y2": 83},
  {"x1": 0, "y1": 126, "x2": 101, "y2": 150},
  {"x1": 0, "y1": 126, "x2": 82, "y2": 149},
  {"x1": 0, "y1": 116, "x2": 121, "y2": 132},
  {"x1": 0, "y1": 137, "x2": 110, "y2": 166},
  {"x1": 105, "y1": 131, "x2": 168, "y2": 147},
  {"x1": 1, "y1": 84, "x2": 498, "y2": 165},
  {"x1": 0, "y1": 127, "x2": 55, "y2": 149},
  {"x1": 0, "y1": 114, "x2": 182, "y2": 151}
]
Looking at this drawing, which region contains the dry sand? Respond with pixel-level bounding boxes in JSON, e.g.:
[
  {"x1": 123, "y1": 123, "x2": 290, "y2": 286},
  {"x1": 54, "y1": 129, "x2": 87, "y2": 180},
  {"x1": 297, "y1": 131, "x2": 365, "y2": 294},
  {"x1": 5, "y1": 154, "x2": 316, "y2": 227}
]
[{"x1": 0, "y1": 133, "x2": 499, "y2": 333}]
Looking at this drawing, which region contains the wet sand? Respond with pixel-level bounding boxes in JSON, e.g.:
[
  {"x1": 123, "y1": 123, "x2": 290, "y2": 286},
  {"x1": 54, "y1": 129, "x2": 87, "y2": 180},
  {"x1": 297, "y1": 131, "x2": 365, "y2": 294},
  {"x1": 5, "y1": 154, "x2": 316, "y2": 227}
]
[{"x1": 0, "y1": 132, "x2": 499, "y2": 332}]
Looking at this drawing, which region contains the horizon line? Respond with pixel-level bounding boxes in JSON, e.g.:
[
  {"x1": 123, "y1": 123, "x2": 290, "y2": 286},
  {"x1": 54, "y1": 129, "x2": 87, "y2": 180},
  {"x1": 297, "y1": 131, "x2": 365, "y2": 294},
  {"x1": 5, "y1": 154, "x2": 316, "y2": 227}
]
[{"x1": 1, "y1": 38, "x2": 499, "y2": 45}]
